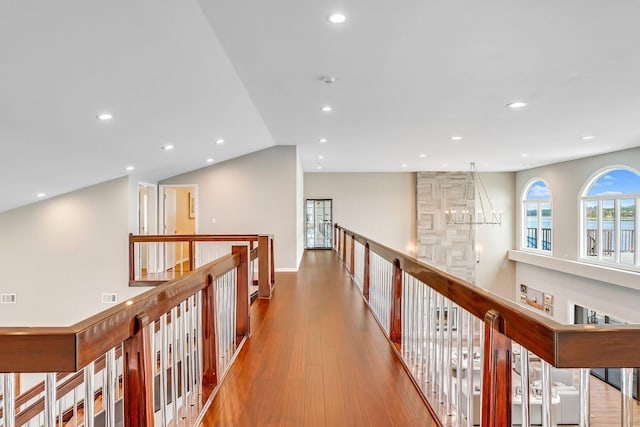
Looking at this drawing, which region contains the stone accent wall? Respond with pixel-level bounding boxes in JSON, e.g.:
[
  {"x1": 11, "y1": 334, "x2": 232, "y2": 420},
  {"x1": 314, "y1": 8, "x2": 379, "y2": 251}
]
[{"x1": 417, "y1": 172, "x2": 476, "y2": 283}]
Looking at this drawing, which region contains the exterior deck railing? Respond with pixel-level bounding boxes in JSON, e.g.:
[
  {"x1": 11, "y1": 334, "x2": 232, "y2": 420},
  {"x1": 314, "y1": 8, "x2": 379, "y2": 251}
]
[
  {"x1": 0, "y1": 240, "x2": 263, "y2": 427},
  {"x1": 335, "y1": 224, "x2": 640, "y2": 427},
  {"x1": 129, "y1": 233, "x2": 275, "y2": 299}
]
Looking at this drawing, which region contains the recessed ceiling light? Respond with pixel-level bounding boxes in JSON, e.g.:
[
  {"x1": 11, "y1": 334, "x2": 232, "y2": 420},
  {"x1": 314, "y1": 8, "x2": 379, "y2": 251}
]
[
  {"x1": 580, "y1": 135, "x2": 595, "y2": 140},
  {"x1": 521, "y1": 153, "x2": 529, "y2": 158},
  {"x1": 318, "y1": 155, "x2": 324, "y2": 160},
  {"x1": 125, "y1": 166, "x2": 135, "y2": 171},
  {"x1": 328, "y1": 13, "x2": 347, "y2": 24},
  {"x1": 321, "y1": 105, "x2": 333, "y2": 113},
  {"x1": 318, "y1": 138, "x2": 327, "y2": 143},
  {"x1": 36, "y1": 193, "x2": 46, "y2": 198},
  {"x1": 451, "y1": 136, "x2": 463, "y2": 141},
  {"x1": 441, "y1": 163, "x2": 449, "y2": 168},
  {"x1": 215, "y1": 138, "x2": 224, "y2": 145},
  {"x1": 97, "y1": 113, "x2": 113, "y2": 121},
  {"x1": 507, "y1": 101, "x2": 528, "y2": 109},
  {"x1": 419, "y1": 154, "x2": 427, "y2": 158},
  {"x1": 206, "y1": 158, "x2": 214, "y2": 163},
  {"x1": 317, "y1": 165, "x2": 323, "y2": 170},
  {"x1": 161, "y1": 144, "x2": 174, "y2": 151},
  {"x1": 401, "y1": 163, "x2": 408, "y2": 168}
]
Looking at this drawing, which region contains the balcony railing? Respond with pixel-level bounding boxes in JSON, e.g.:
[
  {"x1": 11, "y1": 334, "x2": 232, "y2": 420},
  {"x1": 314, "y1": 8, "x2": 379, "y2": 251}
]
[
  {"x1": 129, "y1": 233, "x2": 275, "y2": 299},
  {"x1": 335, "y1": 224, "x2": 640, "y2": 427},
  {"x1": 0, "y1": 237, "x2": 270, "y2": 427},
  {"x1": 526, "y1": 228, "x2": 551, "y2": 251},
  {"x1": 586, "y1": 229, "x2": 635, "y2": 256}
]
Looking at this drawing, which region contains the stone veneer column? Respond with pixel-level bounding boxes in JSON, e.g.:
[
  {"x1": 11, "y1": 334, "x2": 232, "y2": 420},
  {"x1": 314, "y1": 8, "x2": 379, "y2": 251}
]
[{"x1": 416, "y1": 171, "x2": 476, "y2": 284}]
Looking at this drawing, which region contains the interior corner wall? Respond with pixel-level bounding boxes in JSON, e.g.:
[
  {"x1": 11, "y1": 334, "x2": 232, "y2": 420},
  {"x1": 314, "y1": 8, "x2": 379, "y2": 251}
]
[
  {"x1": 514, "y1": 147, "x2": 640, "y2": 324},
  {"x1": 160, "y1": 146, "x2": 298, "y2": 270},
  {"x1": 0, "y1": 177, "x2": 148, "y2": 326},
  {"x1": 475, "y1": 172, "x2": 516, "y2": 299},
  {"x1": 303, "y1": 172, "x2": 416, "y2": 254},
  {"x1": 295, "y1": 147, "x2": 304, "y2": 268}
]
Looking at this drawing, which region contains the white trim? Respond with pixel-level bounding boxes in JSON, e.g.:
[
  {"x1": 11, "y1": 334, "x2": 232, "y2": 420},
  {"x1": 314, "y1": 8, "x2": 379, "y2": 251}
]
[
  {"x1": 508, "y1": 249, "x2": 640, "y2": 291},
  {"x1": 297, "y1": 249, "x2": 304, "y2": 270},
  {"x1": 276, "y1": 267, "x2": 299, "y2": 272}
]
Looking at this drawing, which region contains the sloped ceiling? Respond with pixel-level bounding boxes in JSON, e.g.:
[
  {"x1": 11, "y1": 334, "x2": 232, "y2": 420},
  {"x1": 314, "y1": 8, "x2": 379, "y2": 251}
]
[{"x1": 2, "y1": 0, "x2": 640, "y2": 212}]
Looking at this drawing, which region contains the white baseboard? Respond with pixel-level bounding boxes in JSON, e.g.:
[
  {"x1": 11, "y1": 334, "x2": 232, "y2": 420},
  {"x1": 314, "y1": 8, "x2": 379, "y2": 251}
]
[{"x1": 275, "y1": 267, "x2": 299, "y2": 272}]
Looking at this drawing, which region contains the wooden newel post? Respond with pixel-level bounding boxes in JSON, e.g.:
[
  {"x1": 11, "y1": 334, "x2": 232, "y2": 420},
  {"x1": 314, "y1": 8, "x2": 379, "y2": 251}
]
[
  {"x1": 258, "y1": 235, "x2": 271, "y2": 299},
  {"x1": 124, "y1": 313, "x2": 155, "y2": 427},
  {"x1": 129, "y1": 233, "x2": 135, "y2": 282},
  {"x1": 389, "y1": 260, "x2": 403, "y2": 343},
  {"x1": 482, "y1": 310, "x2": 512, "y2": 427},
  {"x1": 270, "y1": 237, "x2": 275, "y2": 285},
  {"x1": 202, "y1": 274, "x2": 219, "y2": 387},
  {"x1": 334, "y1": 224, "x2": 338, "y2": 251},
  {"x1": 363, "y1": 243, "x2": 371, "y2": 302},
  {"x1": 233, "y1": 245, "x2": 250, "y2": 340},
  {"x1": 342, "y1": 230, "x2": 347, "y2": 262},
  {"x1": 188, "y1": 240, "x2": 195, "y2": 272}
]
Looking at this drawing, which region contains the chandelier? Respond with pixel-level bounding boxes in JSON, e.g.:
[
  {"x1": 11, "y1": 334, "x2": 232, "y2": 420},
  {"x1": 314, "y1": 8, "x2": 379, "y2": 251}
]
[{"x1": 445, "y1": 162, "x2": 502, "y2": 226}]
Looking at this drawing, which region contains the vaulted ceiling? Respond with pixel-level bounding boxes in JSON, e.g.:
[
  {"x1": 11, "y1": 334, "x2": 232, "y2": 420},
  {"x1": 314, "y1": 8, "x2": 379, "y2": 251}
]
[{"x1": 2, "y1": 1, "x2": 639, "y2": 212}]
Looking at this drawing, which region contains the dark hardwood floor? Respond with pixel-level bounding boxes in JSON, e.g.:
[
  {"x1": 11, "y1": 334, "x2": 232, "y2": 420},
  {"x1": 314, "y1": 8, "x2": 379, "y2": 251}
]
[{"x1": 200, "y1": 250, "x2": 437, "y2": 426}]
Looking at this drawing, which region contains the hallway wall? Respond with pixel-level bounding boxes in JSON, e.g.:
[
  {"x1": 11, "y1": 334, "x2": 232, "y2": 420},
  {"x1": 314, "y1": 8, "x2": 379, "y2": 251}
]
[
  {"x1": 161, "y1": 145, "x2": 300, "y2": 270},
  {"x1": 0, "y1": 177, "x2": 147, "y2": 326}
]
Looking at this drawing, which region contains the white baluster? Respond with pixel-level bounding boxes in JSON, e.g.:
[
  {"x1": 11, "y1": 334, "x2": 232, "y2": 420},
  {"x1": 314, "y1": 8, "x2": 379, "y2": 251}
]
[
  {"x1": 579, "y1": 368, "x2": 590, "y2": 427},
  {"x1": 104, "y1": 348, "x2": 116, "y2": 427},
  {"x1": 466, "y1": 312, "x2": 474, "y2": 427},
  {"x1": 44, "y1": 373, "x2": 56, "y2": 427},
  {"x1": 84, "y1": 362, "x2": 95, "y2": 427},
  {"x1": 520, "y1": 347, "x2": 531, "y2": 427},
  {"x1": 159, "y1": 313, "x2": 168, "y2": 425},
  {"x1": 541, "y1": 360, "x2": 552, "y2": 427},
  {"x1": 2, "y1": 373, "x2": 16, "y2": 427},
  {"x1": 621, "y1": 367, "x2": 634, "y2": 427}
]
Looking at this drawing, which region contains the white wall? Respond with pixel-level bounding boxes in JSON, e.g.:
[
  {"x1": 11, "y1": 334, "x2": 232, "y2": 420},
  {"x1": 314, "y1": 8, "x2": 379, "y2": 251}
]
[
  {"x1": 476, "y1": 172, "x2": 516, "y2": 298},
  {"x1": 295, "y1": 147, "x2": 304, "y2": 268},
  {"x1": 160, "y1": 146, "x2": 299, "y2": 270},
  {"x1": 514, "y1": 147, "x2": 640, "y2": 324},
  {"x1": 304, "y1": 172, "x2": 416, "y2": 254},
  {"x1": 0, "y1": 177, "x2": 148, "y2": 326}
]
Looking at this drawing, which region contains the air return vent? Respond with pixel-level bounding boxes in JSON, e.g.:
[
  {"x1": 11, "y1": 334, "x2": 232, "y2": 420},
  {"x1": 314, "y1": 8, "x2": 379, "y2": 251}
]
[
  {"x1": 0, "y1": 293, "x2": 17, "y2": 304},
  {"x1": 101, "y1": 293, "x2": 117, "y2": 304}
]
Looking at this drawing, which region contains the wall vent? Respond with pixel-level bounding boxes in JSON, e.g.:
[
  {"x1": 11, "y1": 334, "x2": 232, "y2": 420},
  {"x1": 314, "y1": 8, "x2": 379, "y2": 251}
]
[
  {"x1": 101, "y1": 293, "x2": 117, "y2": 304},
  {"x1": 0, "y1": 293, "x2": 17, "y2": 304}
]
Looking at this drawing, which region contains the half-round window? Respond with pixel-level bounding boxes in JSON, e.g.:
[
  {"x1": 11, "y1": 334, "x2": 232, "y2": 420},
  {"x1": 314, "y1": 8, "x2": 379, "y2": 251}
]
[
  {"x1": 582, "y1": 168, "x2": 640, "y2": 269},
  {"x1": 522, "y1": 180, "x2": 552, "y2": 252}
]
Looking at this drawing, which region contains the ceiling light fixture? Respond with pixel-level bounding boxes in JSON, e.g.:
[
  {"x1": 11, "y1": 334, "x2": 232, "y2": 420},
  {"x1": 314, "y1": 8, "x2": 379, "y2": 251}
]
[
  {"x1": 401, "y1": 163, "x2": 408, "y2": 168},
  {"x1": 215, "y1": 138, "x2": 224, "y2": 145},
  {"x1": 125, "y1": 166, "x2": 135, "y2": 171},
  {"x1": 36, "y1": 193, "x2": 46, "y2": 198},
  {"x1": 318, "y1": 155, "x2": 324, "y2": 160},
  {"x1": 97, "y1": 113, "x2": 113, "y2": 121},
  {"x1": 451, "y1": 136, "x2": 463, "y2": 141},
  {"x1": 442, "y1": 163, "x2": 449, "y2": 168},
  {"x1": 445, "y1": 162, "x2": 502, "y2": 226},
  {"x1": 317, "y1": 165, "x2": 323, "y2": 170},
  {"x1": 318, "y1": 138, "x2": 327, "y2": 143},
  {"x1": 161, "y1": 144, "x2": 174, "y2": 151},
  {"x1": 507, "y1": 101, "x2": 528, "y2": 109},
  {"x1": 521, "y1": 153, "x2": 529, "y2": 158},
  {"x1": 580, "y1": 135, "x2": 595, "y2": 140},
  {"x1": 206, "y1": 158, "x2": 214, "y2": 163},
  {"x1": 328, "y1": 13, "x2": 347, "y2": 24},
  {"x1": 419, "y1": 154, "x2": 427, "y2": 158},
  {"x1": 321, "y1": 105, "x2": 332, "y2": 113}
]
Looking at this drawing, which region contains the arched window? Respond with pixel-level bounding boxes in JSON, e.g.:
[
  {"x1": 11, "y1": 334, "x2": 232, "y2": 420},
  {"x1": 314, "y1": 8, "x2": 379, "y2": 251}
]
[
  {"x1": 522, "y1": 179, "x2": 552, "y2": 252},
  {"x1": 581, "y1": 168, "x2": 640, "y2": 269}
]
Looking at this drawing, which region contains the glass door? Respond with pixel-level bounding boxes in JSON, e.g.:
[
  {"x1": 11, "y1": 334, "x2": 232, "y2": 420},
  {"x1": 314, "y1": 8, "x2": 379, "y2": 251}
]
[{"x1": 306, "y1": 199, "x2": 333, "y2": 249}]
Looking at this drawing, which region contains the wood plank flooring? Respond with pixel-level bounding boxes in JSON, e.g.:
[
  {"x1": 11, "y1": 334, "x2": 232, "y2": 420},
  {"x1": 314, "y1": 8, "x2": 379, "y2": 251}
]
[{"x1": 200, "y1": 250, "x2": 437, "y2": 427}]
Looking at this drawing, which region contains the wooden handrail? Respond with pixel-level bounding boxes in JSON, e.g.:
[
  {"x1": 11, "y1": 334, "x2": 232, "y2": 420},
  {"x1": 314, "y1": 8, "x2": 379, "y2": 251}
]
[
  {"x1": 335, "y1": 224, "x2": 640, "y2": 368},
  {"x1": 129, "y1": 233, "x2": 270, "y2": 243},
  {"x1": 0, "y1": 253, "x2": 240, "y2": 373}
]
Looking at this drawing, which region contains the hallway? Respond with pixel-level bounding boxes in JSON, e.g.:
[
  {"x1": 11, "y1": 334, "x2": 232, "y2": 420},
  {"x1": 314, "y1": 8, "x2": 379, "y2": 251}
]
[{"x1": 200, "y1": 250, "x2": 437, "y2": 426}]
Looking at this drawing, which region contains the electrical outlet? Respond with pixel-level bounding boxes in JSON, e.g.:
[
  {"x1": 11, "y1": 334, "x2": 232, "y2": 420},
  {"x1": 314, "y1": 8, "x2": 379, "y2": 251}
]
[
  {"x1": 0, "y1": 293, "x2": 17, "y2": 304},
  {"x1": 101, "y1": 293, "x2": 117, "y2": 304}
]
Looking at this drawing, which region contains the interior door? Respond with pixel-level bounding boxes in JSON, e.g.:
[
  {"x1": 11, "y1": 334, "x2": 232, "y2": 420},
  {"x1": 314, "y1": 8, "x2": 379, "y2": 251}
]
[
  {"x1": 306, "y1": 199, "x2": 333, "y2": 249},
  {"x1": 162, "y1": 188, "x2": 177, "y2": 271}
]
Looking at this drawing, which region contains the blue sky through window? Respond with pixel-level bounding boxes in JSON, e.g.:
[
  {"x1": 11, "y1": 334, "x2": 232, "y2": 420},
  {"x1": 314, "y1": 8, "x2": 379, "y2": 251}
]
[
  {"x1": 526, "y1": 180, "x2": 551, "y2": 200},
  {"x1": 588, "y1": 169, "x2": 640, "y2": 196}
]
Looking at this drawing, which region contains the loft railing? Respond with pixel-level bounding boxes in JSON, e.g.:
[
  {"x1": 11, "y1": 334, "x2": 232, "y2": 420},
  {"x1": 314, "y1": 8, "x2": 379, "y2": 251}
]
[
  {"x1": 129, "y1": 233, "x2": 275, "y2": 299},
  {"x1": 0, "y1": 243, "x2": 256, "y2": 427},
  {"x1": 335, "y1": 224, "x2": 640, "y2": 427}
]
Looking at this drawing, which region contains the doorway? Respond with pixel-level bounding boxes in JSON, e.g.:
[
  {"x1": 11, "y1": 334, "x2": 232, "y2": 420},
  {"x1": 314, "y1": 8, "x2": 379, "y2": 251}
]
[
  {"x1": 306, "y1": 199, "x2": 333, "y2": 249},
  {"x1": 159, "y1": 185, "x2": 197, "y2": 273}
]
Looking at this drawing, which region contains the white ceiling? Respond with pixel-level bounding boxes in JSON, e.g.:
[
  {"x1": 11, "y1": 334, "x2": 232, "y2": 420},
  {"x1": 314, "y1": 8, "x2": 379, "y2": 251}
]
[{"x1": 2, "y1": 1, "x2": 640, "y2": 212}]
